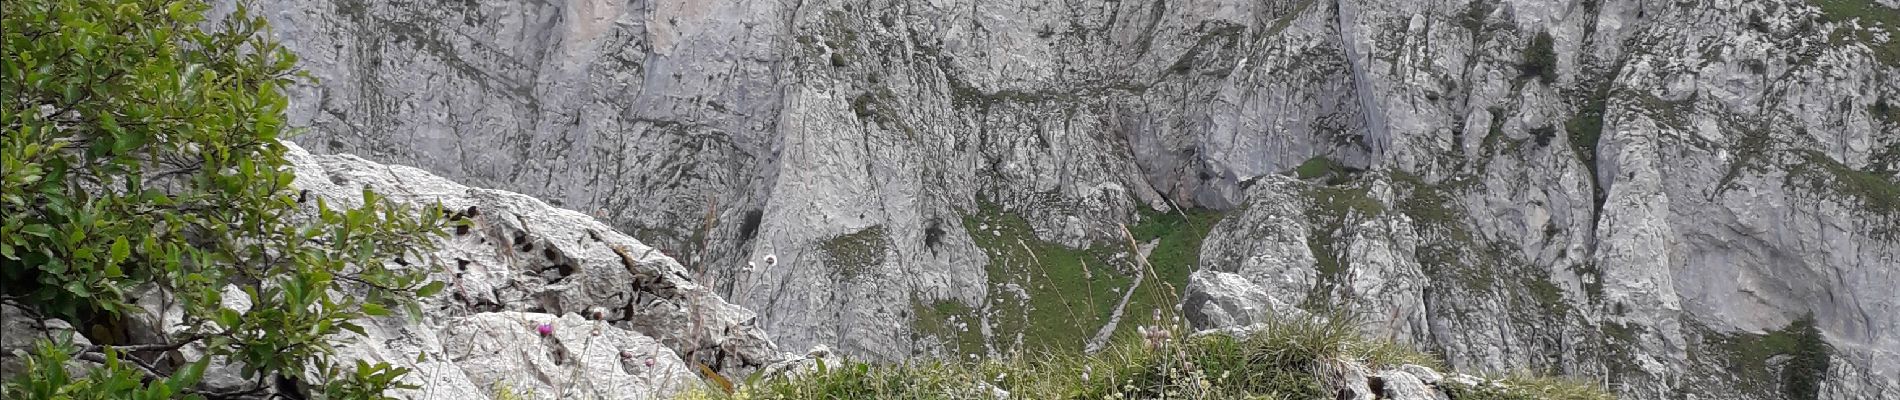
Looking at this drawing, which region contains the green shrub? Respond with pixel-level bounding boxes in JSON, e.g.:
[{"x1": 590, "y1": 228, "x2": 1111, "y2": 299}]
[
  {"x1": 1521, "y1": 32, "x2": 1559, "y2": 84},
  {"x1": 1780, "y1": 315, "x2": 1831, "y2": 400},
  {"x1": 1703, "y1": 313, "x2": 1835, "y2": 400},
  {"x1": 2, "y1": 0, "x2": 448, "y2": 397}
]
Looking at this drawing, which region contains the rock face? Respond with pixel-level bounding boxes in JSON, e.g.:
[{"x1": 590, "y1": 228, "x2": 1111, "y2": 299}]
[
  {"x1": 246, "y1": 0, "x2": 1897, "y2": 398},
  {"x1": 281, "y1": 142, "x2": 787, "y2": 398},
  {"x1": 0, "y1": 305, "x2": 89, "y2": 378}
]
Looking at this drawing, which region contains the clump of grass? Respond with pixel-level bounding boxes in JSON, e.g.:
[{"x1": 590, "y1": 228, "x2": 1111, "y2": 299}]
[{"x1": 678, "y1": 311, "x2": 1607, "y2": 400}]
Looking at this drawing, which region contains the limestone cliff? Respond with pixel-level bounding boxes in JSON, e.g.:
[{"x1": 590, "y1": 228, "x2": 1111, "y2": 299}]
[{"x1": 247, "y1": 0, "x2": 1897, "y2": 398}]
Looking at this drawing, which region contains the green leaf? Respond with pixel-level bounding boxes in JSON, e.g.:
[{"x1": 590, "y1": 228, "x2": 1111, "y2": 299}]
[
  {"x1": 361, "y1": 303, "x2": 388, "y2": 317},
  {"x1": 403, "y1": 301, "x2": 423, "y2": 324},
  {"x1": 168, "y1": 355, "x2": 210, "y2": 389},
  {"x1": 65, "y1": 281, "x2": 91, "y2": 297},
  {"x1": 108, "y1": 236, "x2": 130, "y2": 265},
  {"x1": 22, "y1": 224, "x2": 52, "y2": 238},
  {"x1": 415, "y1": 281, "x2": 445, "y2": 298},
  {"x1": 218, "y1": 308, "x2": 241, "y2": 328}
]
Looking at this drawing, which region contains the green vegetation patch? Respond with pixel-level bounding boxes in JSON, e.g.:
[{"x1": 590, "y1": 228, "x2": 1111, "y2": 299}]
[
  {"x1": 1524, "y1": 275, "x2": 1572, "y2": 317},
  {"x1": 1520, "y1": 32, "x2": 1559, "y2": 84},
  {"x1": 1625, "y1": 91, "x2": 1694, "y2": 128},
  {"x1": 689, "y1": 313, "x2": 1550, "y2": 400},
  {"x1": 911, "y1": 298, "x2": 986, "y2": 357},
  {"x1": 1291, "y1": 156, "x2": 1363, "y2": 185},
  {"x1": 1812, "y1": 0, "x2": 1900, "y2": 65},
  {"x1": 1386, "y1": 174, "x2": 1579, "y2": 319},
  {"x1": 2, "y1": 2, "x2": 449, "y2": 397},
  {"x1": 1566, "y1": 83, "x2": 1610, "y2": 174},
  {"x1": 959, "y1": 203, "x2": 1132, "y2": 355},
  {"x1": 923, "y1": 203, "x2": 1222, "y2": 356},
  {"x1": 1701, "y1": 314, "x2": 1832, "y2": 400},
  {"x1": 820, "y1": 225, "x2": 889, "y2": 281},
  {"x1": 1120, "y1": 207, "x2": 1224, "y2": 340},
  {"x1": 1873, "y1": 97, "x2": 1900, "y2": 127},
  {"x1": 1389, "y1": 173, "x2": 1487, "y2": 294},
  {"x1": 1786, "y1": 150, "x2": 1899, "y2": 236},
  {"x1": 1168, "y1": 21, "x2": 1247, "y2": 75},
  {"x1": 1716, "y1": 127, "x2": 1778, "y2": 196},
  {"x1": 1440, "y1": 375, "x2": 1616, "y2": 400},
  {"x1": 1300, "y1": 184, "x2": 1387, "y2": 307}
]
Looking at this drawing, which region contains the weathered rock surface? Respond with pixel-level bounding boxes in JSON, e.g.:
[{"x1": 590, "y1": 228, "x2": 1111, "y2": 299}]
[
  {"x1": 0, "y1": 305, "x2": 89, "y2": 378},
  {"x1": 281, "y1": 141, "x2": 788, "y2": 398},
  {"x1": 245, "y1": 0, "x2": 1898, "y2": 398}
]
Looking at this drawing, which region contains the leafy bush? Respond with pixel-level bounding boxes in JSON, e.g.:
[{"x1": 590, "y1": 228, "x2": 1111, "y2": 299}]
[
  {"x1": 1521, "y1": 32, "x2": 1558, "y2": 84},
  {"x1": 2, "y1": 0, "x2": 448, "y2": 398}
]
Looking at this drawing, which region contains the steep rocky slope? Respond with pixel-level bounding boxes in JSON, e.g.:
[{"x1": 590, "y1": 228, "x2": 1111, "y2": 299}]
[
  {"x1": 3, "y1": 140, "x2": 791, "y2": 399},
  {"x1": 244, "y1": 0, "x2": 1897, "y2": 398}
]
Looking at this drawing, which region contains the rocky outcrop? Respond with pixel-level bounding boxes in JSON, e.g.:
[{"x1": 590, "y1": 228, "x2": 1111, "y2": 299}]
[
  {"x1": 244, "y1": 0, "x2": 1897, "y2": 398},
  {"x1": 0, "y1": 141, "x2": 791, "y2": 399},
  {"x1": 0, "y1": 305, "x2": 89, "y2": 378},
  {"x1": 282, "y1": 141, "x2": 787, "y2": 398}
]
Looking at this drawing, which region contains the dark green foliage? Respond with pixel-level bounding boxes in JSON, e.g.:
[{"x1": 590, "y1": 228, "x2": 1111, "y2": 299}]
[
  {"x1": 1530, "y1": 126, "x2": 1558, "y2": 148},
  {"x1": 7, "y1": 340, "x2": 205, "y2": 400},
  {"x1": 1874, "y1": 97, "x2": 1899, "y2": 127},
  {"x1": 739, "y1": 209, "x2": 765, "y2": 241},
  {"x1": 1521, "y1": 32, "x2": 1559, "y2": 84},
  {"x1": 1292, "y1": 156, "x2": 1362, "y2": 185},
  {"x1": 2, "y1": 0, "x2": 447, "y2": 397},
  {"x1": 1704, "y1": 314, "x2": 1835, "y2": 400},
  {"x1": 1780, "y1": 315, "x2": 1830, "y2": 400},
  {"x1": 924, "y1": 219, "x2": 946, "y2": 249},
  {"x1": 1463, "y1": 1, "x2": 1495, "y2": 34},
  {"x1": 1566, "y1": 77, "x2": 1613, "y2": 219}
]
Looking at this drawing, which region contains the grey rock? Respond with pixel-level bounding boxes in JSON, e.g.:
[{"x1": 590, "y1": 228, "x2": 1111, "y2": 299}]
[
  {"x1": 239, "y1": 0, "x2": 1900, "y2": 398},
  {"x1": 284, "y1": 141, "x2": 787, "y2": 376},
  {"x1": 1399, "y1": 364, "x2": 1443, "y2": 385},
  {"x1": 0, "y1": 304, "x2": 88, "y2": 378},
  {"x1": 1375, "y1": 369, "x2": 1444, "y2": 400},
  {"x1": 1323, "y1": 361, "x2": 1377, "y2": 400}
]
